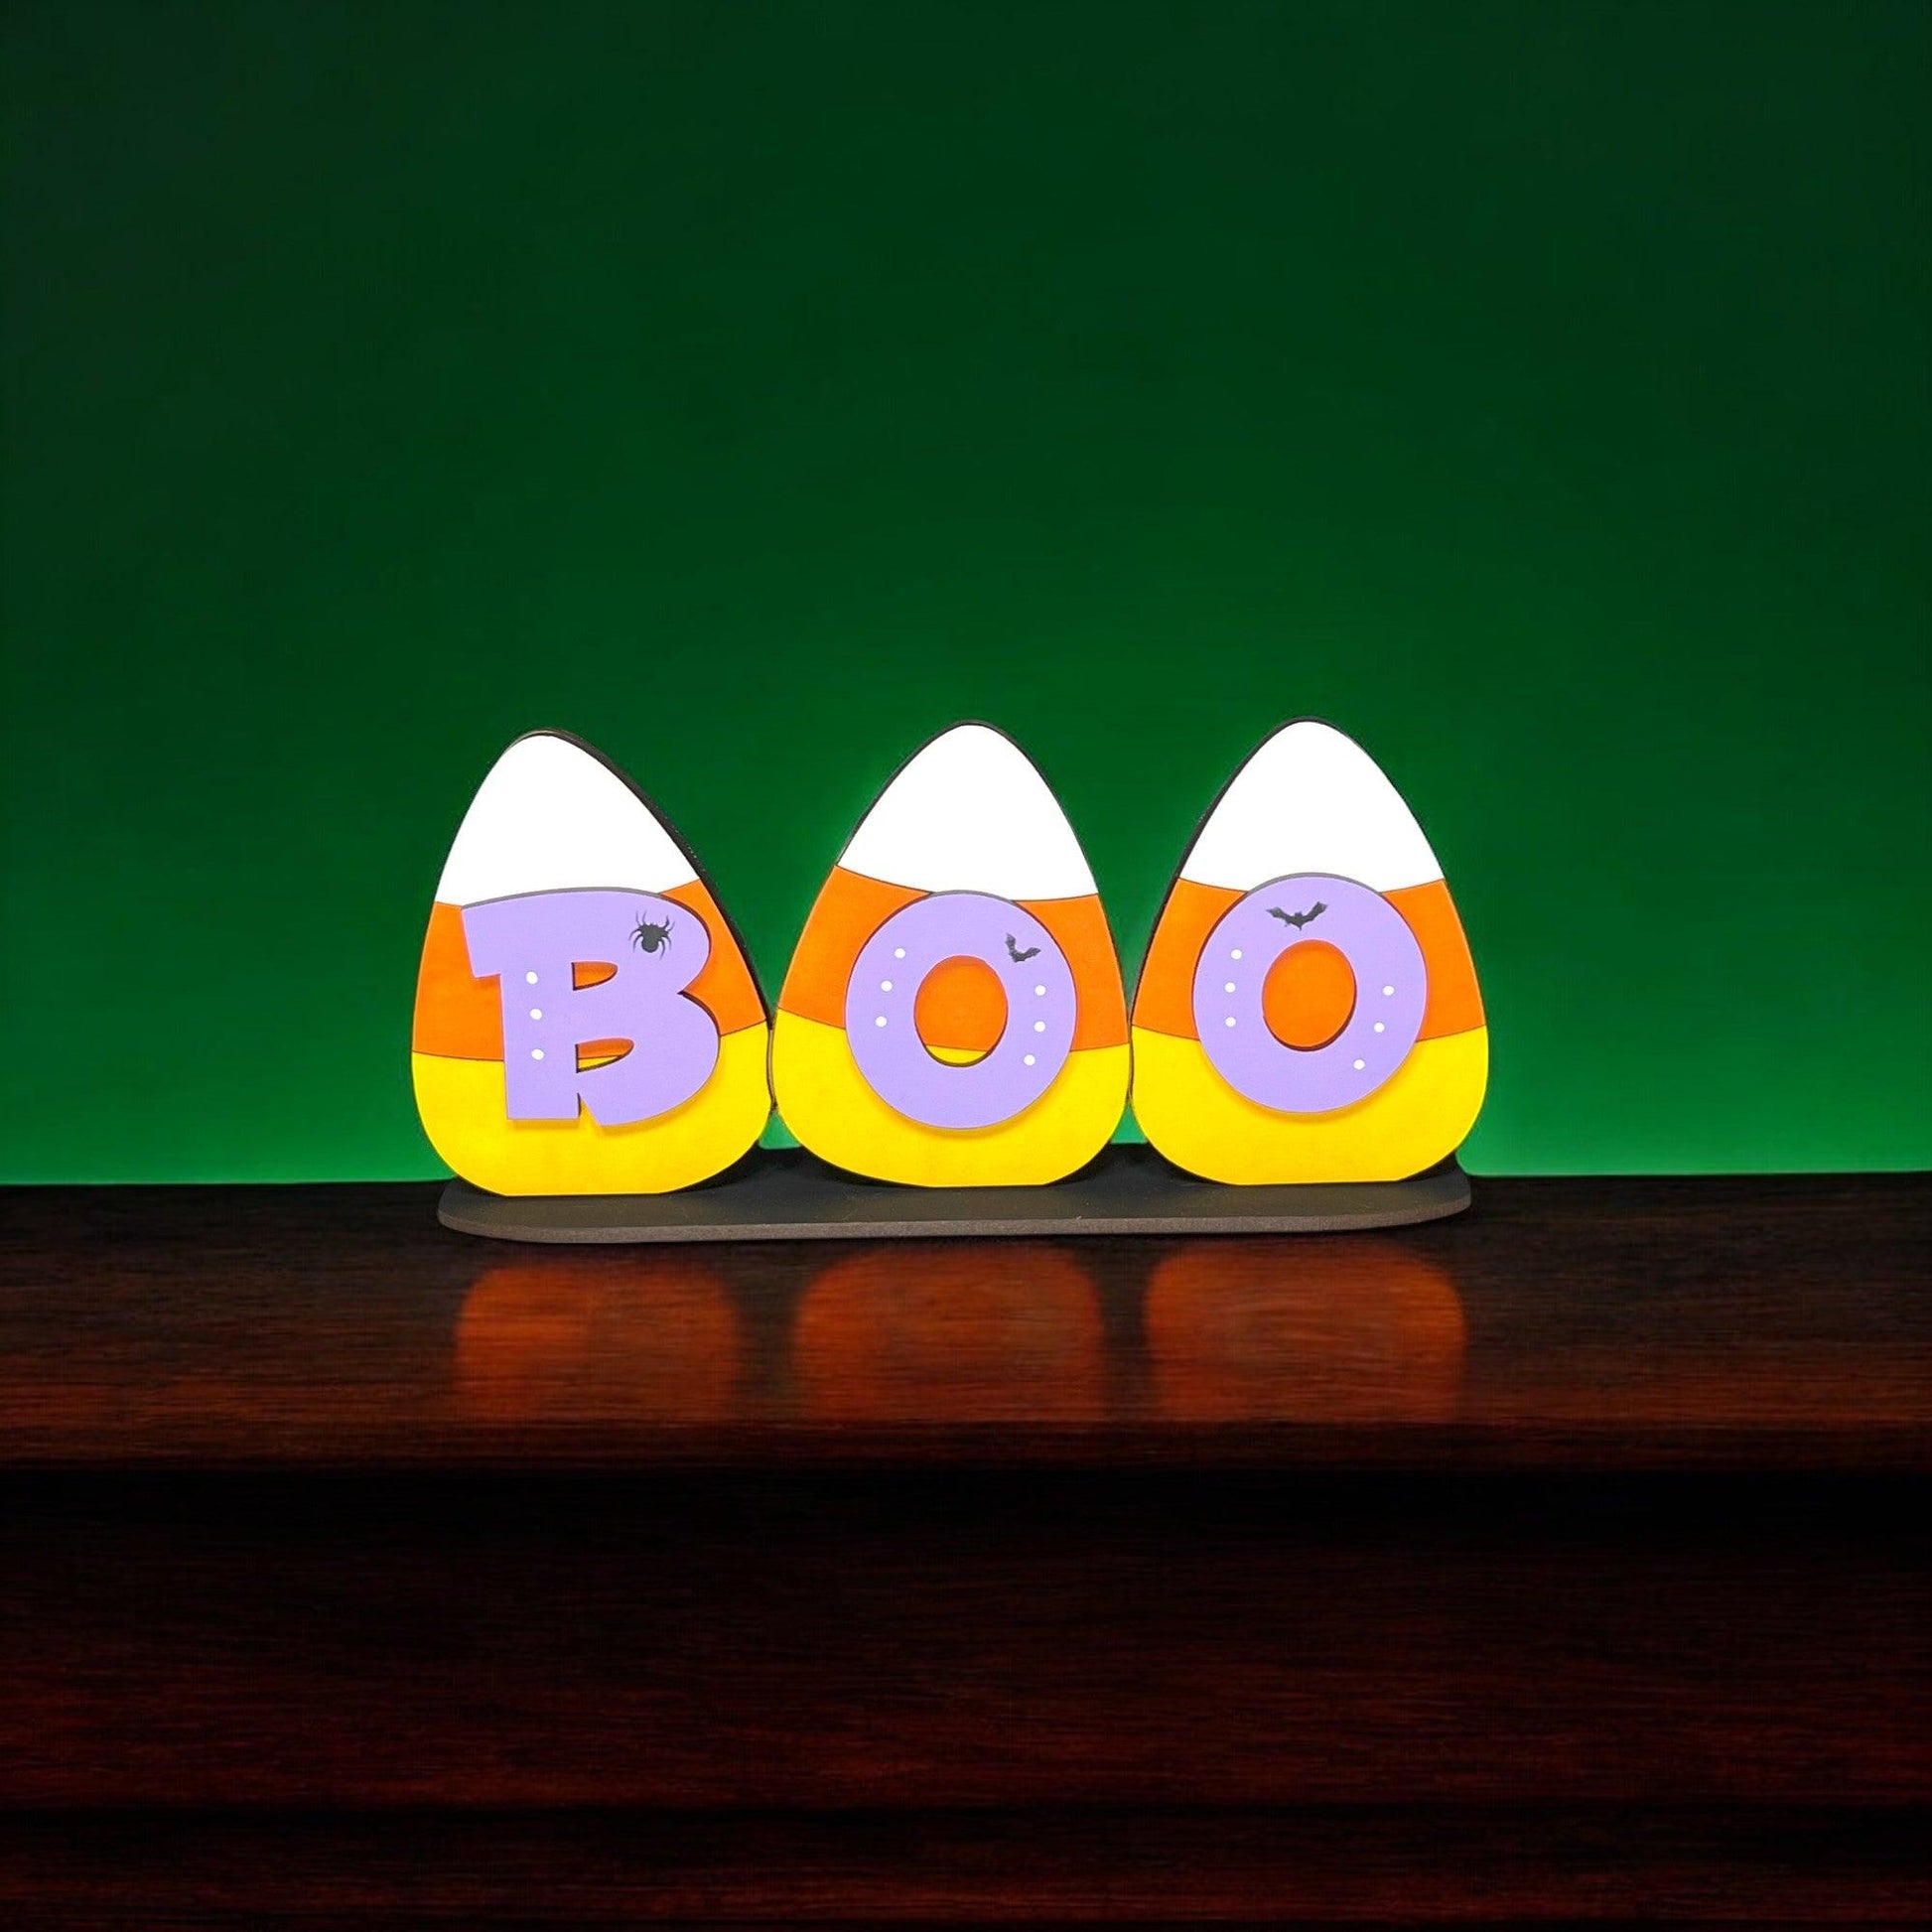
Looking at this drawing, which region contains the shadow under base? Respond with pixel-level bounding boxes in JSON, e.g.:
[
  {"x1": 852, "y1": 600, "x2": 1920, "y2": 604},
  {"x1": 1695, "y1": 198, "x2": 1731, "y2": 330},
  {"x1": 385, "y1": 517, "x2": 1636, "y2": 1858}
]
[{"x1": 437, "y1": 1144, "x2": 1471, "y2": 1244}]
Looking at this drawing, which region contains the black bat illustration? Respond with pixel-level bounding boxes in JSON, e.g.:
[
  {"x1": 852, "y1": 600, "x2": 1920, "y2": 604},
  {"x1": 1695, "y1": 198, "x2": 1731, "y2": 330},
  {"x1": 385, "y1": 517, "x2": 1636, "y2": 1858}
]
[
  {"x1": 1268, "y1": 901, "x2": 1327, "y2": 930},
  {"x1": 1006, "y1": 933, "x2": 1041, "y2": 963}
]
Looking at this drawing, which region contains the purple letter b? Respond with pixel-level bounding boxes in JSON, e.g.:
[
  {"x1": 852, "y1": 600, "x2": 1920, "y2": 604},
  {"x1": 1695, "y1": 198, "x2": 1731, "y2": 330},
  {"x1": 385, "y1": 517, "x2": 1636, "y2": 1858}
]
[{"x1": 462, "y1": 890, "x2": 719, "y2": 1127}]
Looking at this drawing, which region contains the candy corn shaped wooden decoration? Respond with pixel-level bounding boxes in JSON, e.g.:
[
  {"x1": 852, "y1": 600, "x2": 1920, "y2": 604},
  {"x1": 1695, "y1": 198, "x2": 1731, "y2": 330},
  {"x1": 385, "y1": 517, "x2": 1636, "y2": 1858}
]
[
  {"x1": 772, "y1": 724, "x2": 1130, "y2": 1185},
  {"x1": 412, "y1": 731, "x2": 770, "y2": 1194},
  {"x1": 1132, "y1": 721, "x2": 1486, "y2": 1184}
]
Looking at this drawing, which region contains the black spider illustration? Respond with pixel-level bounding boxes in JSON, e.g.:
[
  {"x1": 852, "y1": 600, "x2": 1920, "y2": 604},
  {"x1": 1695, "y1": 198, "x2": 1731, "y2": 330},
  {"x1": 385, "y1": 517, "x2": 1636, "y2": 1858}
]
[
  {"x1": 1006, "y1": 933, "x2": 1041, "y2": 963},
  {"x1": 1268, "y1": 901, "x2": 1326, "y2": 930},
  {"x1": 631, "y1": 911, "x2": 675, "y2": 955}
]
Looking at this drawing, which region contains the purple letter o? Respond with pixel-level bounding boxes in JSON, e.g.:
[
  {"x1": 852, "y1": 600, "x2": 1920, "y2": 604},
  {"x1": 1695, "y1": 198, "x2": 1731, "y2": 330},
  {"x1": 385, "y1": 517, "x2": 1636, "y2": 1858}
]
[
  {"x1": 1190, "y1": 873, "x2": 1428, "y2": 1114},
  {"x1": 845, "y1": 893, "x2": 1076, "y2": 1130}
]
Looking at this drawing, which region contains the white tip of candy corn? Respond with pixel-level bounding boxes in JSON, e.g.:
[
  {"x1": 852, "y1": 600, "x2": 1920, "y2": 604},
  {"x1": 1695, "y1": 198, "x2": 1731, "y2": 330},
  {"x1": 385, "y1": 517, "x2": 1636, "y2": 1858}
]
[
  {"x1": 1178, "y1": 720, "x2": 1443, "y2": 894},
  {"x1": 434, "y1": 731, "x2": 699, "y2": 905},
  {"x1": 839, "y1": 723, "x2": 1097, "y2": 899}
]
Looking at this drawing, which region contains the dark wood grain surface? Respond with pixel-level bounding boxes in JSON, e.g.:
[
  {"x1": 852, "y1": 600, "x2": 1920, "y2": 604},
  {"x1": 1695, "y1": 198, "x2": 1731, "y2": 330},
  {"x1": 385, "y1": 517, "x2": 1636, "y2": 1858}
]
[
  {"x1": 2, "y1": 1173, "x2": 1926, "y2": 1470},
  {"x1": 0, "y1": 1174, "x2": 1926, "y2": 1923}
]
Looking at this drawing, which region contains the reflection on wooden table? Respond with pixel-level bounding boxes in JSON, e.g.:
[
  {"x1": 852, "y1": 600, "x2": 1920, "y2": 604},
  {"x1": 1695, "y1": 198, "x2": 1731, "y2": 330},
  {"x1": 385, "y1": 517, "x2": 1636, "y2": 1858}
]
[
  {"x1": 793, "y1": 1246, "x2": 1106, "y2": 1421},
  {"x1": 450, "y1": 1240, "x2": 1464, "y2": 1425},
  {"x1": 0, "y1": 1175, "x2": 1924, "y2": 1466},
  {"x1": 1145, "y1": 1242, "x2": 1463, "y2": 1421},
  {"x1": 456, "y1": 1259, "x2": 743, "y2": 1422}
]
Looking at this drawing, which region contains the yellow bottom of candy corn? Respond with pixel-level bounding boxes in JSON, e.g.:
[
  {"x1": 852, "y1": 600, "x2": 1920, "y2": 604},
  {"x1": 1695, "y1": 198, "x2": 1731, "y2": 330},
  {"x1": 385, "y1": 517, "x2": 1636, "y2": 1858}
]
[
  {"x1": 413, "y1": 1025, "x2": 771, "y2": 1195},
  {"x1": 771, "y1": 1011, "x2": 1129, "y2": 1187},
  {"x1": 1131, "y1": 1025, "x2": 1488, "y2": 1185}
]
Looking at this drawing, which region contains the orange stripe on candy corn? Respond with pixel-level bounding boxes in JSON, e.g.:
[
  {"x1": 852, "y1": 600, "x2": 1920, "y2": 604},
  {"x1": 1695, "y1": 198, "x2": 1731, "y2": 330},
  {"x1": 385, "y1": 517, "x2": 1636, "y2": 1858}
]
[
  {"x1": 1033, "y1": 895, "x2": 1128, "y2": 1050},
  {"x1": 411, "y1": 880, "x2": 765, "y2": 1062},
  {"x1": 1131, "y1": 880, "x2": 1237, "y2": 1041},
  {"x1": 1388, "y1": 881, "x2": 1485, "y2": 1037},
  {"x1": 778, "y1": 867, "x2": 1128, "y2": 1052},
  {"x1": 663, "y1": 881, "x2": 763, "y2": 1031},
  {"x1": 914, "y1": 954, "x2": 1008, "y2": 1056},
  {"x1": 777, "y1": 870, "x2": 922, "y2": 1024},
  {"x1": 1133, "y1": 877, "x2": 1483, "y2": 1043},
  {"x1": 413, "y1": 902, "x2": 502, "y2": 1059}
]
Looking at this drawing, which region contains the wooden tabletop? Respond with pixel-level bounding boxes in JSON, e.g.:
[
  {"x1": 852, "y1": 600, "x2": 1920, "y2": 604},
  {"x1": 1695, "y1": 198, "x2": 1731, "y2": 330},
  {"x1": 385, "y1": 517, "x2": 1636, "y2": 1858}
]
[
  {"x1": 2, "y1": 1173, "x2": 1927, "y2": 1921},
  {"x1": 2, "y1": 1173, "x2": 1926, "y2": 1471}
]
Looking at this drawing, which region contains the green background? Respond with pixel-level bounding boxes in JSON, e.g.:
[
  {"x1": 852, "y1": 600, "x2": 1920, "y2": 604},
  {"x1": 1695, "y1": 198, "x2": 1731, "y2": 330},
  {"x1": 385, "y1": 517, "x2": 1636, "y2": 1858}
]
[{"x1": 5, "y1": 0, "x2": 1928, "y2": 1181}]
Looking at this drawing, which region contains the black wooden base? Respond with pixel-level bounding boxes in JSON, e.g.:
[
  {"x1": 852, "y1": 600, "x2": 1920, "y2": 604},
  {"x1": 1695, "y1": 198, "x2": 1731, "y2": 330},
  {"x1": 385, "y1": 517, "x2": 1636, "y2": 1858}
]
[{"x1": 436, "y1": 1143, "x2": 1472, "y2": 1244}]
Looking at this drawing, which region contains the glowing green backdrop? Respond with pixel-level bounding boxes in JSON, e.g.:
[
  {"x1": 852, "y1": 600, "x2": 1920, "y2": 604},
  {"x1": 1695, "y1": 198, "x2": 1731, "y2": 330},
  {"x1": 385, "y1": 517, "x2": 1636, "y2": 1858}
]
[{"x1": 5, "y1": 0, "x2": 1928, "y2": 1180}]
